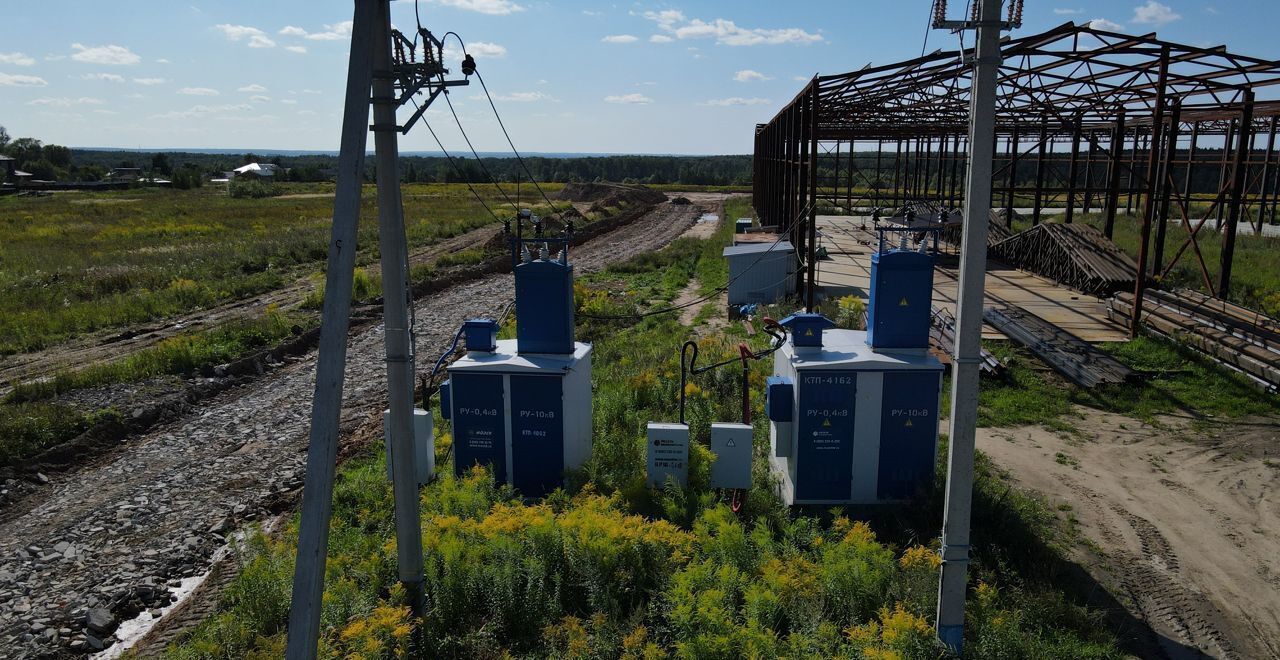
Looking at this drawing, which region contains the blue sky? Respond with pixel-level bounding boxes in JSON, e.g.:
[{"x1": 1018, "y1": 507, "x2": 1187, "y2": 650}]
[{"x1": 1, "y1": 1, "x2": 1275, "y2": 155}]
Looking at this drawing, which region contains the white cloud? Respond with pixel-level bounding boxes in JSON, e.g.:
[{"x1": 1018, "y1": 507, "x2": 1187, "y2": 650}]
[
  {"x1": 792, "y1": 75, "x2": 810, "y2": 81},
  {"x1": 650, "y1": 34, "x2": 674, "y2": 43},
  {"x1": 285, "y1": 45, "x2": 308, "y2": 54},
  {"x1": 641, "y1": 12, "x2": 820, "y2": 46},
  {"x1": 93, "y1": 109, "x2": 118, "y2": 115},
  {"x1": 28, "y1": 97, "x2": 105, "y2": 107},
  {"x1": 602, "y1": 34, "x2": 639, "y2": 44},
  {"x1": 641, "y1": 10, "x2": 686, "y2": 30},
  {"x1": 0, "y1": 52, "x2": 35, "y2": 66},
  {"x1": 82, "y1": 73, "x2": 125, "y2": 82},
  {"x1": 1089, "y1": 18, "x2": 1125, "y2": 31},
  {"x1": 250, "y1": 95, "x2": 272, "y2": 103},
  {"x1": 0, "y1": 73, "x2": 48, "y2": 87},
  {"x1": 582, "y1": 9, "x2": 602, "y2": 17},
  {"x1": 1053, "y1": 8, "x2": 1083, "y2": 14},
  {"x1": 281, "y1": 99, "x2": 298, "y2": 105},
  {"x1": 676, "y1": 19, "x2": 821, "y2": 46},
  {"x1": 150, "y1": 103, "x2": 252, "y2": 120},
  {"x1": 179, "y1": 87, "x2": 220, "y2": 96},
  {"x1": 1204, "y1": 6, "x2": 1219, "y2": 14},
  {"x1": 428, "y1": 0, "x2": 525, "y2": 15},
  {"x1": 698, "y1": 97, "x2": 771, "y2": 106},
  {"x1": 302, "y1": 89, "x2": 321, "y2": 94},
  {"x1": 445, "y1": 41, "x2": 507, "y2": 61},
  {"x1": 1132, "y1": 1, "x2": 1180, "y2": 24},
  {"x1": 215, "y1": 24, "x2": 276, "y2": 48},
  {"x1": 734, "y1": 69, "x2": 772, "y2": 82},
  {"x1": 238, "y1": 83, "x2": 268, "y2": 92},
  {"x1": 604, "y1": 93, "x2": 652, "y2": 104},
  {"x1": 70, "y1": 43, "x2": 141, "y2": 65},
  {"x1": 483, "y1": 91, "x2": 553, "y2": 102},
  {"x1": 279, "y1": 26, "x2": 308, "y2": 36},
  {"x1": 133, "y1": 77, "x2": 167, "y2": 85},
  {"x1": 306, "y1": 21, "x2": 353, "y2": 41},
  {"x1": 156, "y1": 58, "x2": 170, "y2": 64}
]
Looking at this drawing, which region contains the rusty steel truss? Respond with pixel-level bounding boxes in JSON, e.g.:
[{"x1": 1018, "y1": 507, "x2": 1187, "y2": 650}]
[{"x1": 753, "y1": 22, "x2": 1280, "y2": 328}]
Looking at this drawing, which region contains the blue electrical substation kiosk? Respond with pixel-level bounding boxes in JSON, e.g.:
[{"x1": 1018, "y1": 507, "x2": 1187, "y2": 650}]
[
  {"x1": 767, "y1": 225, "x2": 944, "y2": 505},
  {"x1": 440, "y1": 220, "x2": 592, "y2": 497}
]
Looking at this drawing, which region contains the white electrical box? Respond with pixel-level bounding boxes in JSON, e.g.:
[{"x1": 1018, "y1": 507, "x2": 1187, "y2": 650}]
[
  {"x1": 646, "y1": 422, "x2": 689, "y2": 488},
  {"x1": 384, "y1": 408, "x2": 435, "y2": 485},
  {"x1": 709, "y1": 422, "x2": 753, "y2": 490}
]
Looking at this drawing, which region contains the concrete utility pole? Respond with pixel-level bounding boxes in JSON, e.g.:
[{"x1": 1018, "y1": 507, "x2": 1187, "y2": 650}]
[
  {"x1": 936, "y1": 0, "x2": 1005, "y2": 653},
  {"x1": 286, "y1": 0, "x2": 456, "y2": 656},
  {"x1": 285, "y1": 1, "x2": 377, "y2": 657}
]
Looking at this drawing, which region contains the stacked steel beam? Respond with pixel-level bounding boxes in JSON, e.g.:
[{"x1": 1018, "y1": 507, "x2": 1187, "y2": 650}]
[
  {"x1": 984, "y1": 305, "x2": 1133, "y2": 388},
  {"x1": 930, "y1": 306, "x2": 1004, "y2": 375},
  {"x1": 990, "y1": 222, "x2": 1137, "y2": 295},
  {"x1": 1109, "y1": 288, "x2": 1280, "y2": 390}
]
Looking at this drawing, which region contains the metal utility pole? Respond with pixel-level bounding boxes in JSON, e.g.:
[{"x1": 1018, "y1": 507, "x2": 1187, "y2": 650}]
[
  {"x1": 286, "y1": 1, "x2": 468, "y2": 657},
  {"x1": 934, "y1": 0, "x2": 1012, "y2": 653}
]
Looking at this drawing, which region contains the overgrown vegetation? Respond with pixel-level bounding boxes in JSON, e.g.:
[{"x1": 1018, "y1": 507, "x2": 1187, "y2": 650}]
[
  {"x1": 5, "y1": 310, "x2": 307, "y2": 405},
  {"x1": 0, "y1": 404, "x2": 120, "y2": 467},
  {"x1": 0, "y1": 182, "x2": 558, "y2": 354},
  {"x1": 166, "y1": 203, "x2": 1121, "y2": 659},
  {"x1": 976, "y1": 335, "x2": 1280, "y2": 428}
]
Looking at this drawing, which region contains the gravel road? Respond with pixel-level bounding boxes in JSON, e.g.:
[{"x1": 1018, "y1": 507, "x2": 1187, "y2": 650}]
[{"x1": 0, "y1": 199, "x2": 711, "y2": 658}]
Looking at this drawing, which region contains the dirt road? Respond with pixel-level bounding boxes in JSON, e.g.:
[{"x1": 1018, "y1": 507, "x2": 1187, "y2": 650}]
[
  {"x1": 0, "y1": 198, "x2": 711, "y2": 657},
  {"x1": 979, "y1": 410, "x2": 1280, "y2": 659}
]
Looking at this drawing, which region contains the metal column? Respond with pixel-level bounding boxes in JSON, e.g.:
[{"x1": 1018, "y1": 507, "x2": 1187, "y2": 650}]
[
  {"x1": 1130, "y1": 46, "x2": 1170, "y2": 339},
  {"x1": 1219, "y1": 90, "x2": 1255, "y2": 295}
]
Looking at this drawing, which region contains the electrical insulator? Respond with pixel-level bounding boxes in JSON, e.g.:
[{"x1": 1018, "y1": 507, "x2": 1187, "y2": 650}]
[
  {"x1": 462, "y1": 54, "x2": 476, "y2": 76},
  {"x1": 932, "y1": 0, "x2": 947, "y2": 28}
]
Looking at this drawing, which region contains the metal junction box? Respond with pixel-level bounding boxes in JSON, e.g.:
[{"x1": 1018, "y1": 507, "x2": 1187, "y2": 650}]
[
  {"x1": 769, "y1": 328, "x2": 942, "y2": 505},
  {"x1": 447, "y1": 340, "x2": 592, "y2": 497},
  {"x1": 709, "y1": 422, "x2": 753, "y2": 490},
  {"x1": 383, "y1": 407, "x2": 435, "y2": 485},
  {"x1": 647, "y1": 423, "x2": 689, "y2": 488},
  {"x1": 866, "y1": 249, "x2": 935, "y2": 350}
]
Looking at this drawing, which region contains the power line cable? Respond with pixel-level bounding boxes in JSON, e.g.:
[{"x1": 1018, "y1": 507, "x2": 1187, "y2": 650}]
[
  {"x1": 474, "y1": 70, "x2": 561, "y2": 212},
  {"x1": 435, "y1": 31, "x2": 560, "y2": 212},
  {"x1": 436, "y1": 75, "x2": 521, "y2": 213},
  {"x1": 409, "y1": 97, "x2": 504, "y2": 224}
]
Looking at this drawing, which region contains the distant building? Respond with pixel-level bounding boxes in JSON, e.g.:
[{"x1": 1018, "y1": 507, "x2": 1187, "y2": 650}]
[
  {"x1": 232, "y1": 162, "x2": 282, "y2": 178},
  {"x1": 108, "y1": 167, "x2": 144, "y2": 182},
  {"x1": 1, "y1": 155, "x2": 33, "y2": 187}
]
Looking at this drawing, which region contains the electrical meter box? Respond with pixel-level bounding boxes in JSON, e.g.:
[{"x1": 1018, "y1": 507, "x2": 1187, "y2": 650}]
[
  {"x1": 447, "y1": 340, "x2": 592, "y2": 497},
  {"x1": 709, "y1": 422, "x2": 753, "y2": 490},
  {"x1": 383, "y1": 407, "x2": 435, "y2": 485},
  {"x1": 647, "y1": 423, "x2": 689, "y2": 488},
  {"x1": 769, "y1": 327, "x2": 942, "y2": 505}
]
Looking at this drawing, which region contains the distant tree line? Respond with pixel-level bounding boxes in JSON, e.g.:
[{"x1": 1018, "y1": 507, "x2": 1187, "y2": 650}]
[{"x1": 66, "y1": 149, "x2": 755, "y2": 187}]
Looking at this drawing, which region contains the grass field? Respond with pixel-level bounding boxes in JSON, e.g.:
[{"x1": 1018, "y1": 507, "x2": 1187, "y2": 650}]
[
  {"x1": 164, "y1": 205, "x2": 1121, "y2": 659},
  {"x1": 0, "y1": 182, "x2": 562, "y2": 355}
]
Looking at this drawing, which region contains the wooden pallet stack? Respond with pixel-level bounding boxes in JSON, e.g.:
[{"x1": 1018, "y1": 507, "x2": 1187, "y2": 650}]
[{"x1": 1110, "y1": 288, "x2": 1280, "y2": 390}]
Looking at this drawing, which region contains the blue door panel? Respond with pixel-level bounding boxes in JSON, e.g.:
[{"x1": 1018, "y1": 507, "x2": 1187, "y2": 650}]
[
  {"x1": 796, "y1": 371, "x2": 856, "y2": 500},
  {"x1": 451, "y1": 373, "x2": 506, "y2": 481},
  {"x1": 877, "y1": 371, "x2": 940, "y2": 499},
  {"x1": 510, "y1": 375, "x2": 564, "y2": 497}
]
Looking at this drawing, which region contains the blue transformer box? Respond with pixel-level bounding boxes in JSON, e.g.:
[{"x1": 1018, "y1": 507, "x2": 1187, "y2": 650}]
[
  {"x1": 447, "y1": 340, "x2": 592, "y2": 497},
  {"x1": 515, "y1": 258, "x2": 575, "y2": 354},
  {"x1": 768, "y1": 322, "x2": 942, "y2": 505},
  {"x1": 866, "y1": 249, "x2": 934, "y2": 350}
]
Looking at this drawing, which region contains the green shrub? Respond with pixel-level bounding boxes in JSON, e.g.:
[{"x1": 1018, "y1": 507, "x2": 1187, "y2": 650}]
[{"x1": 227, "y1": 177, "x2": 278, "y2": 199}]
